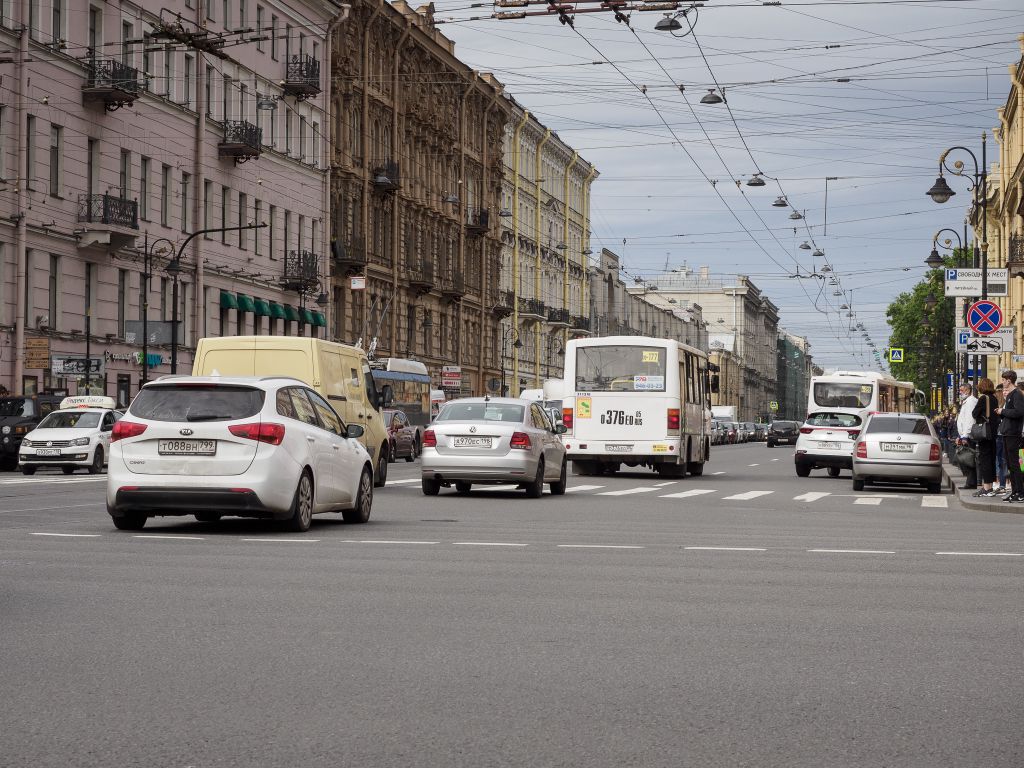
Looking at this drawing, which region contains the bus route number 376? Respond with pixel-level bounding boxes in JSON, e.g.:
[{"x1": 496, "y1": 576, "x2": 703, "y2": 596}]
[{"x1": 600, "y1": 409, "x2": 643, "y2": 426}]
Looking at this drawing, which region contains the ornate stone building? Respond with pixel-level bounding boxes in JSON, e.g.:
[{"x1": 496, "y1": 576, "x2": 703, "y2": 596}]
[{"x1": 329, "y1": 0, "x2": 510, "y2": 396}]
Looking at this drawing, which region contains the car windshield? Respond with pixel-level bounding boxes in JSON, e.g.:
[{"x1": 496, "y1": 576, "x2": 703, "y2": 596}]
[
  {"x1": 0, "y1": 398, "x2": 33, "y2": 417},
  {"x1": 575, "y1": 345, "x2": 667, "y2": 392},
  {"x1": 436, "y1": 402, "x2": 525, "y2": 423},
  {"x1": 865, "y1": 415, "x2": 930, "y2": 435},
  {"x1": 805, "y1": 412, "x2": 862, "y2": 428},
  {"x1": 130, "y1": 385, "x2": 265, "y2": 422},
  {"x1": 814, "y1": 382, "x2": 873, "y2": 409},
  {"x1": 37, "y1": 411, "x2": 101, "y2": 429}
]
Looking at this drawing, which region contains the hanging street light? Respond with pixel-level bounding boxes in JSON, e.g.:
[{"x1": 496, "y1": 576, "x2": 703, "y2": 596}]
[{"x1": 700, "y1": 89, "x2": 723, "y2": 105}]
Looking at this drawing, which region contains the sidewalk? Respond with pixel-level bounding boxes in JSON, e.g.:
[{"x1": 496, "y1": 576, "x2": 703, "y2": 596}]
[{"x1": 943, "y1": 456, "x2": 1024, "y2": 515}]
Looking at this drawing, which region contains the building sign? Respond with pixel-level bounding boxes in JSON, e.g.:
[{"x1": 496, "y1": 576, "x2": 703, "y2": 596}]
[
  {"x1": 350, "y1": 276, "x2": 366, "y2": 290},
  {"x1": 944, "y1": 269, "x2": 1008, "y2": 297},
  {"x1": 124, "y1": 320, "x2": 182, "y2": 345},
  {"x1": 24, "y1": 338, "x2": 50, "y2": 369},
  {"x1": 440, "y1": 365, "x2": 462, "y2": 388},
  {"x1": 51, "y1": 356, "x2": 104, "y2": 376}
]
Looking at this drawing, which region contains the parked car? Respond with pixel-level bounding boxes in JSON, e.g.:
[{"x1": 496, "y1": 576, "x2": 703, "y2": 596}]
[
  {"x1": 19, "y1": 396, "x2": 123, "y2": 475},
  {"x1": 0, "y1": 394, "x2": 63, "y2": 469},
  {"x1": 383, "y1": 409, "x2": 419, "y2": 462},
  {"x1": 741, "y1": 422, "x2": 758, "y2": 442},
  {"x1": 420, "y1": 397, "x2": 568, "y2": 497},
  {"x1": 794, "y1": 411, "x2": 863, "y2": 477},
  {"x1": 710, "y1": 420, "x2": 726, "y2": 446},
  {"x1": 753, "y1": 423, "x2": 768, "y2": 441},
  {"x1": 851, "y1": 412, "x2": 942, "y2": 493},
  {"x1": 767, "y1": 420, "x2": 799, "y2": 447},
  {"x1": 722, "y1": 421, "x2": 739, "y2": 444},
  {"x1": 106, "y1": 376, "x2": 374, "y2": 532}
]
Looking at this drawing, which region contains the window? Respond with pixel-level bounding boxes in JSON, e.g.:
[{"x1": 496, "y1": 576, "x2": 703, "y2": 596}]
[
  {"x1": 254, "y1": 200, "x2": 262, "y2": 255},
  {"x1": 205, "y1": 65, "x2": 214, "y2": 117},
  {"x1": 255, "y1": 6, "x2": 264, "y2": 51},
  {"x1": 142, "y1": 44, "x2": 151, "y2": 91},
  {"x1": 574, "y1": 345, "x2": 667, "y2": 392},
  {"x1": 239, "y1": 0, "x2": 247, "y2": 29},
  {"x1": 203, "y1": 179, "x2": 212, "y2": 232},
  {"x1": 285, "y1": 109, "x2": 292, "y2": 155},
  {"x1": 238, "y1": 83, "x2": 247, "y2": 124},
  {"x1": 238, "y1": 192, "x2": 247, "y2": 248},
  {"x1": 180, "y1": 172, "x2": 191, "y2": 232},
  {"x1": 48, "y1": 255, "x2": 59, "y2": 329},
  {"x1": 268, "y1": 205, "x2": 276, "y2": 259},
  {"x1": 84, "y1": 263, "x2": 95, "y2": 320},
  {"x1": 184, "y1": 55, "x2": 193, "y2": 107},
  {"x1": 306, "y1": 390, "x2": 343, "y2": 435},
  {"x1": 285, "y1": 24, "x2": 292, "y2": 62},
  {"x1": 160, "y1": 164, "x2": 171, "y2": 226},
  {"x1": 86, "y1": 138, "x2": 97, "y2": 195},
  {"x1": 287, "y1": 388, "x2": 319, "y2": 426},
  {"x1": 299, "y1": 116, "x2": 306, "y2": 161},
  {"x1": 311, "y1": 121, "x2": 319, "y2": 166},
  {"x1": 160, "y1": 277, "x2": 168, "y2": 320},
  {"x1": 206, "y1": 0, "x2": 213, "y2": 20},
  {"x1": 865, "y1": 415, "x2": 929, "y2": 435},
  {"x1": 805, "y1": 412, "x2": 862, "y2": 428},
  {"x1": 25, "y1": 114, "x2": 35, "y2": 190},
  {"x1": 298, "y1": 214, "x2": 305, "y2": 253},
  {"x1": 0, "y1": 106, "x2": 6, "y2": 179},
  {"x1": 51, "y1": 0, "x2": 63, "y2": 42},
  {"x1": 121, "y1": 20, "x2": 133, "y2": 66},
  {"x1": 87, "y1": 6, "x2": 100, "y2": 55},
  {"x1": 283, "y1": 211, "x2": 291, "y2": 257},
  {"x1": 163, "y1": 45, "x2": 173, "y2": 99},
  {"x1": 48, "y1": 124, "x2": 62, "y2": 198},
  {"x1": 222, "y1": 0, "x2": 229, "y2": 26},
  {"x1": 138, "y1": 266, "x2": 147, "y2": 320},
  {"x1": 28, "y1": 0, "x2": 38, "y2": 39},
  {"x1": 221, "y1": 185, "x2": 229, "y2": 242},
  {"x1": 222, "y1": 75, "x2": 231, "y2": 122},
  {"x1": 119, "y1": 149, "x2": 130, "y2": 199},
  {"x1": 117, "y1": 269, "x2": 128, "y2": 334},
  {"x1": 140, "y1": 157, "x2": 150, "y2": 220},
  {"x1": 270, "y1": 15, "x2": 278, "y2": 59}
]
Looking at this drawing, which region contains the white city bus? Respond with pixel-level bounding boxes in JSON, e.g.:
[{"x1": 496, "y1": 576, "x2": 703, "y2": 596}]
[
  {"x1": 808, "y1": 371, "x2": 917, "y2": 418},
  {"x1": 561, "y1": 336, "x2": 711, "y2": 477}
]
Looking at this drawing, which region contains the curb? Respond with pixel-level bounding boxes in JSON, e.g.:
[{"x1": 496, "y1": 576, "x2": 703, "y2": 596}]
[{"x1": 943, "y1": 462, "x2": 1024, "y2": 515}]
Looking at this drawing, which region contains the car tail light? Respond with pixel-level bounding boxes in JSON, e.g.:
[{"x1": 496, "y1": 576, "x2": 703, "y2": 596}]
[
  {"x1": 111, "y1": 421, "x2": 147, "y2": 442},
  {"x1": 855, "y1": 441, "x2": 867, "y2": 458},
  {"x1": 228, "y1": 422, "x2": 286, "y2": 445},
  {"x1": 929, "y1": 443, "x2": 941, "y2": 461},
  {"x1": 562, "y1": 407, "x2": 574, "y2": 431},
  {"x1": 848, "y1": 430, "x2": 860, "y2": 439},
  {"x1": 510, "y1": 431, "x2": 532, "y2": 450},
  {"x1": 799, "y1": 427, "x2": 813, "y2": 434},
  {"x1": 667, "y1": 408, "x2": 680, "y2": 432},
  {"x1": 423, "y1": 429, "x2": 437, "y2": 448}
]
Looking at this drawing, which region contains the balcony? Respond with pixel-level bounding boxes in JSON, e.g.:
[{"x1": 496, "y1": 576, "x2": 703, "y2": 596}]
[
  {"x1": 371, "y1": 159, "x2": 400, "y2": 193},
  {"x1": 331, "y1": 237, "x2": 368, "y2": 275},
  {"x1": 283, "y1": 54, "x2": 321, "y2": 100},
  {"x1": 77, "y1": 193, "x2": 139, "y2": 250},
  {"x1": 466, "y1": 208, "x2": 489, "y2": 237},
  {"x1": 492, "y1": 290, "x2": 514, "y2": 318},
  {"x1": 281, "y1": 250, "x2": 320, "y2": 292},
  {"x1": 570, "y1": 315, "x2": 592, "y2": 335},
  {"x1": 1009, "y1": 234, "x2": 1024, "y2": 278},
  {"x1": 218, "y1": 120, "x2": 262, "y2": 164},
  {"x1": 405, "y1": 259, "x2": 434, "y2": 295},
  {"x1": 82, "y1": 57, "x2": 141, "y2": 111},
  {"x1": 518, "y1": 297, "x2": 546, "y2": 323},
  {"x1": 546, "y1": 307, "x2": 571, "y2": 328},
  {"x1": 440, "y1": 272, "x2": 465, "y2": 303}
]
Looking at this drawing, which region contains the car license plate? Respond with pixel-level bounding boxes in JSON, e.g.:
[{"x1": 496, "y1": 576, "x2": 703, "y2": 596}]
[
  {"x1": 35, "y1": 448, "x2": 61, "y2": 457},
  {"x1": 157, "y1": 439, "x2": 217, "y2": 456},
  {"x1": 606, "y1": 444, "x2": 633, "y2": 452},
  {"x1": 453, "y1": 437, "x2": 491, "y2": 448},
  {"x1": 881, "y1": 442, "x2": 913, "y2": 453},
  {"x1": 817, "y1": 441, "x2": 841, "y2": 450}
]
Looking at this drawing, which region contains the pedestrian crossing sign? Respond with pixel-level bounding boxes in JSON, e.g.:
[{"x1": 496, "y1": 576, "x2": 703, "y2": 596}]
[
  {"x1": 889, "y1": 348, "x2": 904, "y2": 363},
  {"x1": 769, "y1": 401, "x2": 779, "y2": 411}
]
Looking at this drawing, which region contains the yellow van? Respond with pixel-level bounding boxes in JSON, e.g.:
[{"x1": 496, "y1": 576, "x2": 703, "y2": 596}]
[{"x1": 192, "y1": 336, "x2": 394, "y2": 486}]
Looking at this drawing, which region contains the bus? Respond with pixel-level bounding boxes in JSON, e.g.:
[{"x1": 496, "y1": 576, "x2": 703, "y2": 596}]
[
  {"x1": 561, "y1": 336, "x2": 712, "y2": 477},
  {"x1": 808, "y1": 371, "x2": 918, "y2": 418},
  {"x1": 369, "y1": 358, "x2": 432, "y2": 428}
]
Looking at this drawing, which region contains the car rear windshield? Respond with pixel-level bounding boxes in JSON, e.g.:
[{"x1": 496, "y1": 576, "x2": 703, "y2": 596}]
[
  {"x1": 772, "y1": 421, "x2": 797, "y2": 429},
  {"x1": 130, "y1": 385, "x2": 265, "y2": 422},
  {"x1": 865, "y1": 415, "x2": 930, "y2": 435},
  {"x1": 805, "y1": 412, "x2": 862, "y2": 428},
  {"x1": 436, "y1": 402, "x2": 525, "y2": 423}
]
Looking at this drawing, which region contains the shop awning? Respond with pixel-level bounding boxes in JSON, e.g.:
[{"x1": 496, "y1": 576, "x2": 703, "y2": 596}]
[
  {"x1": 236, "y1": 293, "x2": 256, "y2": 313},
  {"x1": 253, "y1": 298, "x2": 271, "y2": 317},
  {"x1": 284, "y1": 305, "x2": 300, "y2": 322},
  {"x1": 219, "y1": 291, "x2": 238, "y2": 310},
  {"x1": 269, "y1": 302, "x2": 287, "y2": 319},
  {"x1": 312, "y1": 311, "x2": 326, "y2": 327},
  {"x1": 300, "y1": 308, "x2": 315, "y2": 325}
]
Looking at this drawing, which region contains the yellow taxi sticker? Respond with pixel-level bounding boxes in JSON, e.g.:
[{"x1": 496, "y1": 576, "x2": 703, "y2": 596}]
[
  {"x1": 642, "y1": 350, "x2": 660, "y2": 363},
  {"x1": 653, "y1": 444, "x2": 669, "y2": 452},
  {"x1": 576, "y1": 397, "x2": 592, "y2": 419}
]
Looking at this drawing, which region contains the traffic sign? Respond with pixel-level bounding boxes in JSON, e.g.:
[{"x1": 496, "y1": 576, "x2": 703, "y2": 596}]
[
  {"x1": 889, "y1": 348, "x2": 904, "y2": 363},
  {"x1": 944, "y1": 269, "x2": 1008, "y2": 297},
  {"x1": 967, "y1": 300, "x2": 1003, "y2": 336},
  {"x1": 769, "y1": 401, "x2": 779, "y2": 412},
  {"x1": 955, "y1": 327, "x2": 1014, "y2": 354}
]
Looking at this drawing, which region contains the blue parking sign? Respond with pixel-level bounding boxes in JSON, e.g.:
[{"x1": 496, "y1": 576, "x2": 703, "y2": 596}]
[{"x1": 947, "y1": 269, "x2": 958, "y2": 281}]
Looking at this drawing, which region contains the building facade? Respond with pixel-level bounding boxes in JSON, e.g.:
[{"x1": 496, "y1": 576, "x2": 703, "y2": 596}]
[
  {"x1": 0, "y1": 0, "x2": 338, "y2": 401},
  {"x1": 775, "y1": 331, "x2": 813, "y2": 421}
]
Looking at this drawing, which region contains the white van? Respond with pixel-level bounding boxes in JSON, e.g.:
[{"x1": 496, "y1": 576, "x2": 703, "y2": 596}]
[{"x1": 192, "y1": 336, "x2": 394, "y2": 486}]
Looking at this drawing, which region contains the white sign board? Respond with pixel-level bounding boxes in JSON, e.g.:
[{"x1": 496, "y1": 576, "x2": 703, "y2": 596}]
[
  {"x1": 440, "y1": 365, "x2": 462, "y2": 387},
  {"x1": 955, "y1": 327, "x2": 1015, "y2": 355},
  {"x1": 944, "y1": 269, "x2": 1008, "y2": 297}
]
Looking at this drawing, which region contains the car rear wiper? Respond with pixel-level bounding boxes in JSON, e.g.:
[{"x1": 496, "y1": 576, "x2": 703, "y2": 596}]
[{"x1": 185, "y1": 414, "x2": 227, "y2": 422}]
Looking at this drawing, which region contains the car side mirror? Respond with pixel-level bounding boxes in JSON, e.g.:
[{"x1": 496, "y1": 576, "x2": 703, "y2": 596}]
[
  {"x1": 346, "y1": 424, "x2": 365, "y2": 440},
  {"x1": 555, "y1": 424, "x2": 567, "y2": 434}
]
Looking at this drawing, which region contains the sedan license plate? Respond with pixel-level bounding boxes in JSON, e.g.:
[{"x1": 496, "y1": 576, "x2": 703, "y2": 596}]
[
  {"x1": 817, "y1": 441, "x2": 841, "y2": 450},
  {"x1": 881, "y1": 442, "x2": 914, "y2": 453},
  {"x1": 35, "y1": 448, "x2": 61, "y2": 457},
  {"x1": 453, "y1": 437, "x2": 491, "y2": 448},
  {"x1": 157, "y1": 439, "x2": 217, "y2": 456},
  {"x1": 605, "y1": 444, "x2": 634, "y2": 452}
]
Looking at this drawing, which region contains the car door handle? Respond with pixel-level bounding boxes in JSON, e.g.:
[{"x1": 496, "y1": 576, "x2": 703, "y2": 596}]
[
  {"x1": 332, "y1": 444, "x2": 340, "y2": 450},
  {"x1": 306, "y1": 436, "x2": 315, "y2": 442}
]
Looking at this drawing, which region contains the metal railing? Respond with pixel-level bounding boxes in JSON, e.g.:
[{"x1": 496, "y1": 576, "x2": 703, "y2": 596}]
[
  {"x1": 85, "y1": 56, "x2": 141, "y2": 95},
  {"x1": 281, "y1": 250, "x2": 320, "y2": 291},
  {"x1": 406, "y1": 259, "x2": 434, "y2": 285},
  {"x1": 371, "y1": 159, "x2": 400, "y2": 190},
  {"x1": 571, "y1": 315, "x2": 592, "y2": 331},
  {"x1": 284, "y1": 54, "x2": 321, "y2": 96},
  {"x1": 466, "y1": 208, "x2": 489, "y2": 234},
  {"x1": 331, "y1": 237, "x2": 368, "y2": 268},
  {"x1": 547, "y1": 307, "x2": 571, "y2": 325},
  {"x1": 77, "y1": 193, "x2": 138, "y2": 229},
  {"x1": 220, "y1": 121, "x2": 262, "y2": 153}
]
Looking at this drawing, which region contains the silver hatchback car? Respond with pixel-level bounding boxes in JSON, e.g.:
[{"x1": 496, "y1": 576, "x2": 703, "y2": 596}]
[
  {"x1": 851, "y1": 412, "x2": 943, "y2": 493},
  {"x1": 420, "y1": 397, "x2": 568, "y2": 497}
]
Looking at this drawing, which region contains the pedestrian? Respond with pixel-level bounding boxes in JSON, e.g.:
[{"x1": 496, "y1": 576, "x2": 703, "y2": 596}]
[
  {"x1": 955, "y1": 383, "x2": 978, "y2": 489},
  {"x1": 995, "y1": 370, "x2": 1024, "y2": 502},
  {"x1": 971, "y1": 378, "x2": 1000, "y2": 497}
]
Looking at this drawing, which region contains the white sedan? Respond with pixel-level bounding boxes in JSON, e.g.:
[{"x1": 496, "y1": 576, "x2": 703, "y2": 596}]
[
  {"x1": 19, "y1": 397, "x2": 123, "y2": 475},
  {"x1": 106, "y1": 376, "x2": 374, "y2": 532}
]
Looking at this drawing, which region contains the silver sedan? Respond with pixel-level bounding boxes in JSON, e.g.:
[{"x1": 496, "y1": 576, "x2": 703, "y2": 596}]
[
  {"x1": 851, "y1": 412, "x2": 943, "y2": 493},
  {"x1": 420, "y1": 397, "x2": 568, "y2": 497}
]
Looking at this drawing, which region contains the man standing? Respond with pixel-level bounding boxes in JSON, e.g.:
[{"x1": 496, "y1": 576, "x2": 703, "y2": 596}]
[
  {"x1": 956, "y1": 382, "x2": 978, "y2": 490},
  {"x1": 995, "y1": 370, "x2": 1024, "y2": 502}
]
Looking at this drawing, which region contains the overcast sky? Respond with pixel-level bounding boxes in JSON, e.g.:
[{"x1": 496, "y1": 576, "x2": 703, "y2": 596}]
[{"x1": 432, "y1": 0, "x2": 1024, "y2": 370}]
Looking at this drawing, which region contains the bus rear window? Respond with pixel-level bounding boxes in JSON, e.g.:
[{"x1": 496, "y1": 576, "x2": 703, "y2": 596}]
[
  {"x1": 575, "y1": 346, "x2": 667, "y2": 392},
  {"x1": 813, "y1": 382, "x2": 872, "y2": 409}
]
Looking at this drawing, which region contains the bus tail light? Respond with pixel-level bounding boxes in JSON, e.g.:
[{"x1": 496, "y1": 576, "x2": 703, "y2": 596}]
[
  {"x1": 423, "y1": 430, "x2": 437, "y2": 448},
  {"x1": 855, "y1": 441, "x2": 867, "y2": 458},
  {"x1": 510, "y1": 432, "x2": 532, "y2": 450},
  {"x1": 562, "y1": 407, "x2": 574, "y2": 431},
  {"x1": 929, "y1": 443, "x2": 941, "y2": 461},
  {"x1": 667, "y1": 408, "x2": 680, "y2": 433}
]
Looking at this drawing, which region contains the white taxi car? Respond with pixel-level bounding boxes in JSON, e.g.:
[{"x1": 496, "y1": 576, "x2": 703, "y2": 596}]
[
  {"x1": 794, "y1": 410, "x2": 863, "y2": 478},
  {"x1": 19, "y1": 396, "x2": 123, "y2": 475}
]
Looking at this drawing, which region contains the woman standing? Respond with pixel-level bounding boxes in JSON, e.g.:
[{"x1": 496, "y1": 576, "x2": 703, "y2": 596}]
[{"x1": 972, "y1": 378, "x2": 1001, "y2": 497}]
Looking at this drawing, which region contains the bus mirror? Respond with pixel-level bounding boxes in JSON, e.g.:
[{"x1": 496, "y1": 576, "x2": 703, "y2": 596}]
[
  {"x1": 380, "y1": 385, "x2": 394, "y2": 406},
  {"x1": 555, "y1": 424, "x2": 567, "y2": 434},
  {"x1": 710, "y1": 374, "x2": 720, "y2": 394}
]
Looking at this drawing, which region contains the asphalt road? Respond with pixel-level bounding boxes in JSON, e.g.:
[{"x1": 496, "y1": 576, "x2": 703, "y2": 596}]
[{"x1": 2, "y1": 442, "x2": 1022, "y2": 768}]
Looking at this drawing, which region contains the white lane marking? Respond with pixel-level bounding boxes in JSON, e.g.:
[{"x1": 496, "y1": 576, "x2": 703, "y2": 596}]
[
  {"x1": 748, "y1": 463, "x2": 760, "y2": 467},
  {"x1": 30, "y1": 532, "x2": 101, "y2": 538},
  {"x1": 654, "y1": 481, "x2": 677, "y2": 487},
  {"x1": 564, "y1": 484, "x2": 605, "y2": 493},
  {"x1": 921, "y1": 496, "x2": 948, "y2": 508},
  {"x1": 241, "y1": 538, "x2": 321, "y2": 543},
  {"x1": 935, "y1": 551, "x2": 1023, "y2": 557},
  {"x1": 597, "y1": 486, "x2": 660, "y2": 496},
  {"x1": 771, "y1": 458, "x2": 780, "y2": 462},
  {"x1": 0, "y1": 476, "x2": 106, "y2": 486},
  {"x1": 809, "y1": 549, "x2": 895, "y2": 554},
  {"x1": 711, "y1": 471, "x2": 726, "y2": 476},
  {"x1": 685, "y1": 546, "x2": 767, "y2": 552},
  {"x1": 484, "y1": 484, "x2": 522, "y2": 492},
  {"x1": 454, "y1": 542, "x2": 529, "y2": 547},
  {"x1": 854, "y1": 497, "x2": 883, "y2": 505},
  {"x1": 3, "y1": 503, "x2": 101, "y2": 514},
  {"x1": 386, "y1": 478, "x2": 420, "y2": 485},
  {"x1": 659, "y1": 489, "x2": 717, "y2": 499},
  {"x1": 794, "y1": 492, "x2": 831, "y2": 502},
  {"x1": 351, "y1": 540, "x2": 439, "y2": 545},
  {"x1": 558, "y1": 544, "x2": 644, "y2": 549},
  {"x1": 133, "y1": 535, "x2": 205, "y2": 540},
  {"x1": 722, "y1": 490, "x2": 773, "y2": 501}
]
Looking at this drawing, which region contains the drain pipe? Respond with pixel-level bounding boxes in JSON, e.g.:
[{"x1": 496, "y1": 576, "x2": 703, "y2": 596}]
[{"x1": 12, "y1": 0, "x2": 29, "y2": 392}]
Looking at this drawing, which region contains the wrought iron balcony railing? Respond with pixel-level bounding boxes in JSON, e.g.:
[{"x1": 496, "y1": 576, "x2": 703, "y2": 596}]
[
  {"x1": 281, "y1": 250, "x2": 320, "y2": 292},
  {"x1": 371, "y1": 159, "x2": 400, "y2": 192},
  {"x1": 547, "y1": 307, "x2": 571, "y2": 326},
  {"x1": 82, "y1": 57, "x2": 141, "y2": 111},
  {"x1": 283, "y1": 54, "x2": 321, "y2": 99},
  {"x1": 405, "y1": 259, "x2": 434, "y2": 294},
  {"x1": 331, "y1": 237, "x2": 368, "y2": 273},
  {"x1": 517, "y1": 297, "x2": 546, "y2": 319},
  {"x1": 218, "y1": 120, "x2": 262, "y2": 164},
  {"x1": 77, "y1": 193, "x2": 138, "y2": 229},
  {"x1": 1009, "y1": 234, "x2": 1024, "y2": 277},
  {"x1": 466, "y1": 208, "x2": 489, "y2": 236},
  {"x1": 571, "y1": 315, "x2": 592, "y2": 332}
]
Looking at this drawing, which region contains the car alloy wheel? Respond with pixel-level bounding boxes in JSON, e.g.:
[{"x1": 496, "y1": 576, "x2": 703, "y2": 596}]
[{"x1": 287, "y1": 472, "x2": 314, "y2": 532}]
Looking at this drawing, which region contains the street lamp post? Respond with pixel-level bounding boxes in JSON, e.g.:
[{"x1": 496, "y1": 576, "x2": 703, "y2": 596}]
[
  {"x1": 501, "y1": 326, "x2": 522, "y2": 397},
  {"x1": 926, "y1": 227, "x2": 969, "y2": 386}
]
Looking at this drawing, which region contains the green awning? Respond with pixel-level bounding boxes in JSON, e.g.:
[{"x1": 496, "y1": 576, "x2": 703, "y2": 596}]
[
  {"x1": 253, "y1": 298, "x2": 271, "y2": 317},
  {"x1": 236, "y1": 293, "x2": 256, "y2": 313},
  {"x1": 312, "y1": 311, "x2": 326, "y2": 327},
  {"x1": 219, "y1": 291, "x2": 238, "y2": 310},
  {"x1": 269, "y1": 302, "x2": 287, "y2": 319},
  {"x1": 300, "y1": 308, "x2": 315, "y2": 325},
  {"x1": 284, "y1": 305, "x2": 300, "y2": 322}
]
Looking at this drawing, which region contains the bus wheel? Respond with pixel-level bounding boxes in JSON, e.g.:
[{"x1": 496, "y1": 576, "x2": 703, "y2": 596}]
[
  {"x1": 689, "y1": 462, "x2": 705, "y2": 476},
  {"x1": 657, "y1": 463, "x2": 686, "y2": 478}
]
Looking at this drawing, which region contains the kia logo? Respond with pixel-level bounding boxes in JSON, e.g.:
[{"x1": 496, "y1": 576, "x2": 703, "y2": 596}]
[{"x1": 179, "y1": 428, "x2": 194, "y2": 436}]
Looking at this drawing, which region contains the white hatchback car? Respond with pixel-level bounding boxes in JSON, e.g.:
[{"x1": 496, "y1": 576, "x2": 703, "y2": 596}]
[
  {"x1": 794, "y1": 410, "x2": 863, "y2": 478},
  {"x1": 106, "y1": 376, "x2": 374, "y2": 532},
  {"x1": 19, "y1": 396, "x2": 122, "y2": 475}
]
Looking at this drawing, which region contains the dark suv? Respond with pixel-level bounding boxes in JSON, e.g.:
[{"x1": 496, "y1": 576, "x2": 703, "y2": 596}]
[
  {"x1": 767, "y1": 420, "x2": 799, "y2": 447},
  {"x1": 0, "y1": 395, "x2": 63, "y2": 468}
]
